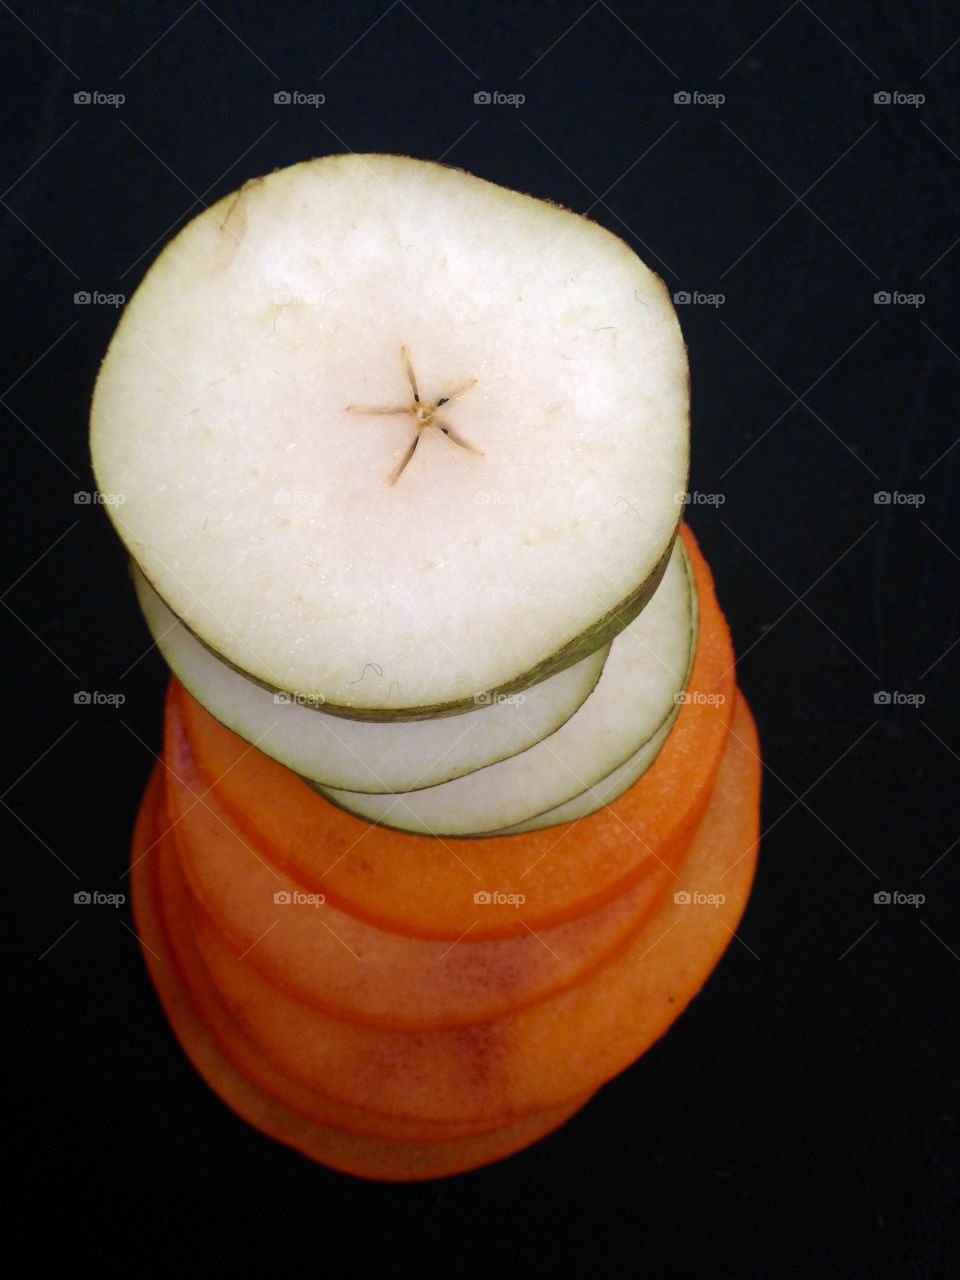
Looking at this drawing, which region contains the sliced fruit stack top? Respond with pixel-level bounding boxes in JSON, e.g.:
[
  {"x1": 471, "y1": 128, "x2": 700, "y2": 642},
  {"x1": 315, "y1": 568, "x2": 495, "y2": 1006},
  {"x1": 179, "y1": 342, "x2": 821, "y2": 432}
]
[
  {"x1": 91, "y1": 153, "x2": 689, "y2": 724},
  {"x1": 92, "y1": 154, "x2": 757, "y2": 1181}
]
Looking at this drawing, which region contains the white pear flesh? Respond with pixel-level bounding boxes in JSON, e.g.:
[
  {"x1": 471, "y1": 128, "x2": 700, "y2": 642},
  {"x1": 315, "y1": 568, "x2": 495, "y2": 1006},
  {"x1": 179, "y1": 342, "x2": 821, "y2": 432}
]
[
  {"x1": 315, "y1": 540, "x2": 696, "y2": 834},
  {"x1": 90, "y1": 154, "x2": 689, "y2": 719},
  {"x1": 494, "y1": 706, "x2": 678, "y2": 835},
  {"x1": 132, "y1": 565, "x2": 608, "y2": 792}
]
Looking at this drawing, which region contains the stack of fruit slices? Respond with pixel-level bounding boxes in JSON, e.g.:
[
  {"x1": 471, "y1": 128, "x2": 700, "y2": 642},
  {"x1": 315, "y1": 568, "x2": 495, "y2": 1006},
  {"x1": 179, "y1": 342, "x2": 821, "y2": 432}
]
[{"x1": 90, "y1": 155, "x2": 761, "y2": 1181}]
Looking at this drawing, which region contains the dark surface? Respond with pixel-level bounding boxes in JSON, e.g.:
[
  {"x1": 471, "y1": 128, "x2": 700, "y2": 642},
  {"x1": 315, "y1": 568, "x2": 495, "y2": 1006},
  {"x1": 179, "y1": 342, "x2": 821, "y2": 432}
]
[{"x1": 3, "y1": 2, "x2": 958, "y2": 1276}]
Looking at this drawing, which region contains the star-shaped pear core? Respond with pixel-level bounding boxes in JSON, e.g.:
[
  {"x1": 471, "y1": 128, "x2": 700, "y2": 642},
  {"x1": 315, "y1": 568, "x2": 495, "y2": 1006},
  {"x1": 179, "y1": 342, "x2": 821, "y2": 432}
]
[{"x1": 347, "y1": 346, "x2": 482, "y2": 484}]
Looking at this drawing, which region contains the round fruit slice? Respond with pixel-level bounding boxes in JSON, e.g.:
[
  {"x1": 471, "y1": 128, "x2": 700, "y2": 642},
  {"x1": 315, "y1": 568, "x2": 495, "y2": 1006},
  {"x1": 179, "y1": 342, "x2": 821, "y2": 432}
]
[
  {"x1": 502, "y1": 678, "x2": 733, "y2": 832},
  {"x1": 165, "y1": 705, "x2": 677, "y2": 1030},
  {"x1": 174, "y1": 524, "x2": 734, "y2": 940},
  {"x1": 188, "y1": 694, "x2": 761, "y2": 1124},
  {"x1": 135, "y1": 564, "x2": 608, "y2": 793},
  {"x1": 132, "y1": 775, "x2": 591, "y2": 1178},
  {"x1": 495, "y1": 710, "x2": 678, "y2": 834},
  {"x1": 139, "y1": 770, "x2": 507, "y2": 1141},
  {"x1": 313, "y1": 537, "x2": 695, "y2": 834},
  {"x1": 146, "y1": 766, "x2": 591, "y2": 1141},
  {"x1": 91, "y1": 153, "x2": 689, "y2": 719}
]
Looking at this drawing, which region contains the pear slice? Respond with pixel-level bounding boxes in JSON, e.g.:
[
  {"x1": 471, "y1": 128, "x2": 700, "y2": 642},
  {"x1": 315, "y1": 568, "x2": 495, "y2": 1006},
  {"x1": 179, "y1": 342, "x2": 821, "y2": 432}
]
[
  {"x1": 132, "y1": 565, "x2": 608, "y2": 793},
  {"x1": 91, "y1": 154, "x2": 689, "y2": 720},
  {"x1": 493, "y1": 712, "x2": 677, "y2": 835},
  {"x1": 314, "y1": 539, "x2": 696, "y2": 835}
]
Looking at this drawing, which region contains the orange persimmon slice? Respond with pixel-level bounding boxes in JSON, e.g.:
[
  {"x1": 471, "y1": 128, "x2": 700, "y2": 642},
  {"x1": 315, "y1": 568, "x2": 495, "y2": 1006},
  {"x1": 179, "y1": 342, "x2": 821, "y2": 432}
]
[
  {"x1": 165, "y1": 712, "x2": 678, "y2": 1030},
  {"x1": 176, "y1": 523, "x2": 736, "y2": 940},
  {"x1": 142, "y1": 770, "x2": 529, "y2": 1141},
  {"x1": 133, "y1": 768, "x2": 592, "y2": 1175},
  {"x1": 187, "y1": 694, "x2": 761, "y2": 1125}
]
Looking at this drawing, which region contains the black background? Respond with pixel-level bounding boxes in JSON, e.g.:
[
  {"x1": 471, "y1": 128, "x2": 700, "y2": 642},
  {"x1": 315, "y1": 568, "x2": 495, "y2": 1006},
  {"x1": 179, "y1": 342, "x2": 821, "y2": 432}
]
[{"x1": 3, "y1": 2, "x2": 958, "y2": 1276}]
